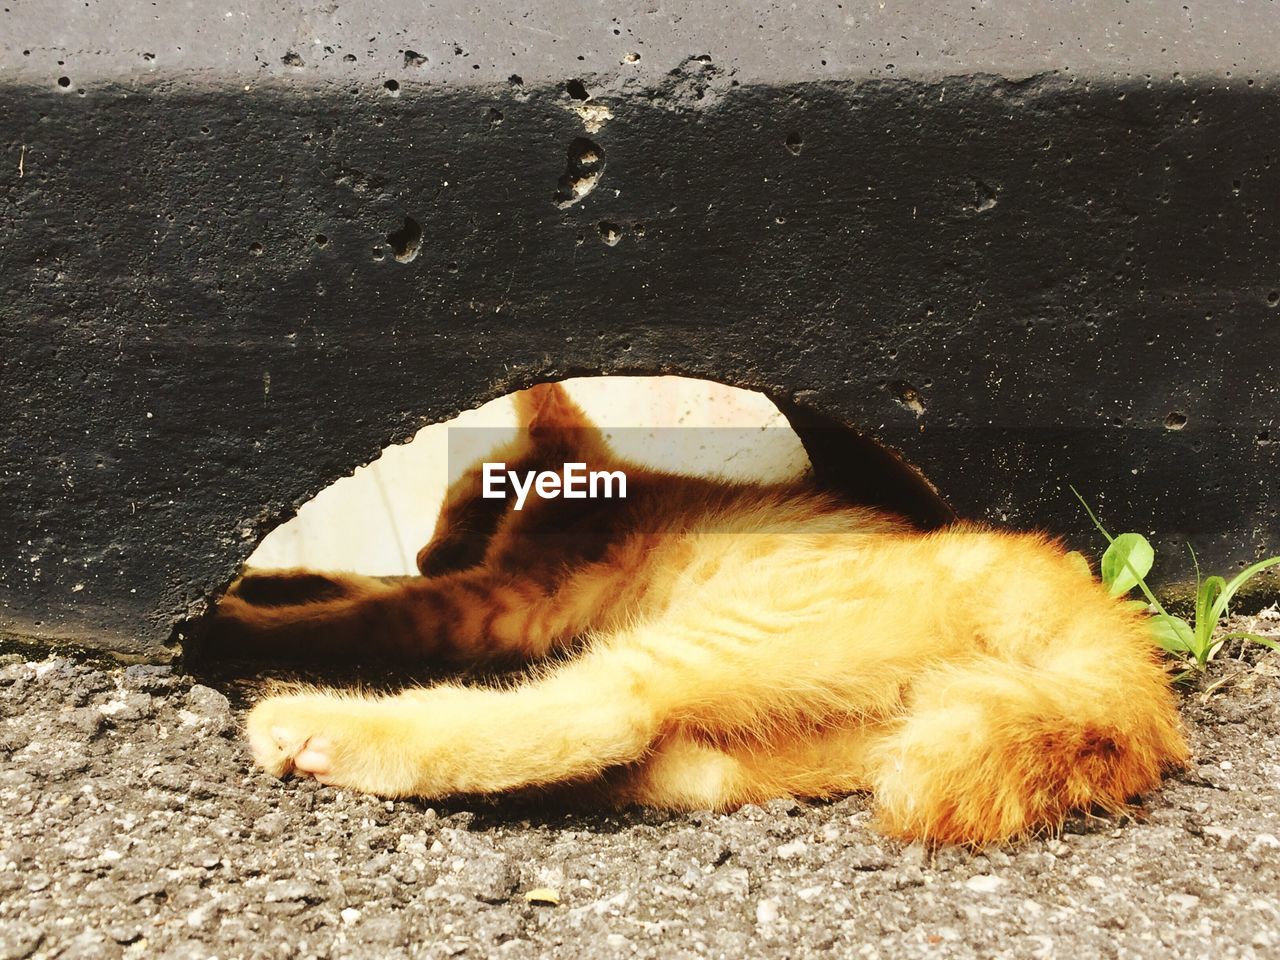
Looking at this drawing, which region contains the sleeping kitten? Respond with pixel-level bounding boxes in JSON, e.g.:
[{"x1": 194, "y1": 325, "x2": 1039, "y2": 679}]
[{"x1": 213, "y1": 383, "x2": 1187, "y2": 846}]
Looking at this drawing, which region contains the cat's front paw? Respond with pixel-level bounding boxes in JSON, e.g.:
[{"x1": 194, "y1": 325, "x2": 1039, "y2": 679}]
[
  {"x1": 245, "y1": 694, "x2": 419, "y2": 796},
  {"x1": 244, "y1": 703, "x2": 328, "y2": 780}
]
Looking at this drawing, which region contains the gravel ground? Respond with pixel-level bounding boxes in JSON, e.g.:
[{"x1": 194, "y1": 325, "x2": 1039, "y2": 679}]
[{"x1": 3, "y1": 616, "x2": 1280, "y2": 960}]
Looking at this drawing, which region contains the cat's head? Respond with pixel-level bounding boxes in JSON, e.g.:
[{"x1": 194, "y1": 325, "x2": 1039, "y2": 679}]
[{"x1": 415, "y1": 382, "x2": 617, "y2": 575}]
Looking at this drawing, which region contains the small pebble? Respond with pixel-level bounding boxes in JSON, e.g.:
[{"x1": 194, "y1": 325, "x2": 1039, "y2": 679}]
[{"x1": 756, "y1": 898, "x2": 780, "y2": 925}]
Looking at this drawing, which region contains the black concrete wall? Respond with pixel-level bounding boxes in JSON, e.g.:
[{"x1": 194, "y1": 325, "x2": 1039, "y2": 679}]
[{"x1": 4, "y1": 3, "x2": 1280, "y2": 659}]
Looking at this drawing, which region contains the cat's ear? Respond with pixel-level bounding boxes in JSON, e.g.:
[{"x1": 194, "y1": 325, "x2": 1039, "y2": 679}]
[{"x1": 514, "y1": 382, "x2": 598, "y2": 440}]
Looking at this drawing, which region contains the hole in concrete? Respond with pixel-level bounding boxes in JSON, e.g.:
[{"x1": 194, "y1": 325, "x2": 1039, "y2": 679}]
[
  {"x1": 384, "y1": 79, "x2": 400, "y2": 95},
  {"x1": 236, "y1": 376, "x2": 953, "y2": 583},
  {"x1": 554, "y1": 138, "x2": 605, "y2": 208},
  {"x1": 386, "y1": 217, "x2": 422, "y2": 263},
  {"x1": 624, "y1": 52, "x2": 641, "y2": 63},
  {"x1": 281, "y1": 51, "x2": 304, "y2": 67},
  {"x1": 972, "y1": 179, "x2": 999, "y2": 213},
  {"x1": 509, "y1": 74, "x2": 524, "y2": 88},
  {"x1": 566, "y1": 79, "x2": 590, "y2": 100},
  {"x1": 598, "y1": 221, "x2": 622, "y2": 246},
  {"x1": 371, "y1": 245, "x2": 386, "y2": 261},
  {"x1": 248, "y1": 242, "x2": 264, "y2": 256},
  {"x1": 1268, "y1": 291, "x2": 1279, "y2": 308},
  {"x1": 1257, "y1": 431, "x2": 1273, "y2": 447},
  {"x1": 313, "y1": 234, "x2": 329, "y2": 248},
  {"x1": 785, "y1": 131, "x2": 803, "y2": 155},
  {"x1": 343, "y1": 53, "x2": 357, "y2": 63},
  {"x1": 56, "y1": 76, "x2": 70, "y2": 88},
  {"x1": 487, "y1": 107, "x2": 504, "y2": 125},
  {"x1": 889, "y1": 381, "x2": 926, "y2": 416},
  {"x1": 404, "y1": 50, "x2": 427, "y2": 68},
  {"x1": 1164, "y1": 411, "x2": 1188, "y2": 430}
]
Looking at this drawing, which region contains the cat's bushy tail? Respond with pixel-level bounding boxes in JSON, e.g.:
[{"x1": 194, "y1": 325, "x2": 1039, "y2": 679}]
[{"x1": 869, "y1": 623, "x2": 1187, "y2": 846}]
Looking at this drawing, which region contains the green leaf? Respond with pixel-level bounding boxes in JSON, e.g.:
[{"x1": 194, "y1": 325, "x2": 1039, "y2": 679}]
[
  {"x1": 1220, "y1": 631, "x2": 1280, "y2": 652},
  {"x1": 1195, "y1": 575, "x2": 1227, "y2": 645},
  {"x1": 1071, "y1": 489, "x2": 1170, "y2": 615},
  {"x1": 1101, "y1": 533, "x2": 1155, "y2": 597},
  {"x1": 1149, "y1": 613, "x2": 1195, "y2": 654},
  {"x1": 1210, "y1": 554, "x2": 1280, "y2": 623}
]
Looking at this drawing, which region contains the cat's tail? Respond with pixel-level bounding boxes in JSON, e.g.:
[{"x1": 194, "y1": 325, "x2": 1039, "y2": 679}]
[{"x1": 868, "y1": 626, "x2": 1187, "y2": 846}]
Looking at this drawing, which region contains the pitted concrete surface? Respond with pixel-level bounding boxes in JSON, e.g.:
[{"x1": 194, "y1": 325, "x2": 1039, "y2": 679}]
[
  {"x1": 5, "y1": 1, "x2": 1280, "y2": 655},
  {"x1": 2, "y1": 618, "x2": 1280, "y2": 959},
  {"x1": 7, "y1": 0, "x2": 1277, "y2": 87}
]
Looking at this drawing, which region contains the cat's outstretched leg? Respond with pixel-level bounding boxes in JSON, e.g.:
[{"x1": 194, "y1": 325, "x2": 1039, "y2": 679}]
[
  {"x1": 211, "y1": 560, "x2": 643, "y2": 664},
  {"x1": 227, "y1": 569, "x2": 395, "y2": 606},
  {"x1": 244, "y1": 642, "x2": 667, "y2": 796}
]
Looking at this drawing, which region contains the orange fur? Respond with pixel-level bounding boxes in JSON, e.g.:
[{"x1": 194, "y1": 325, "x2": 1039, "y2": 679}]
[{"x1": 215, "y1": 383, "x2": 1188, "y2": 846}]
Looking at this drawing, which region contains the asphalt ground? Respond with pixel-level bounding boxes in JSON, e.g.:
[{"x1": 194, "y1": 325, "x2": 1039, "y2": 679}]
[{"x1": 2, "y1": 614, "x2": 1279, "y2": 959}]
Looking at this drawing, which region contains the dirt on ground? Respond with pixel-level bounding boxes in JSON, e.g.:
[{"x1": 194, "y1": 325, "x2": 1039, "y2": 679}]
[{"x1": 2, "y1": 614, "x2": 1279, "y2": 960}]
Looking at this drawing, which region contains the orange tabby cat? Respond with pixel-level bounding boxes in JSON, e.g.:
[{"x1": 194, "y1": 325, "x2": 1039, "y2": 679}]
[{"x1": 214, "y1": 383, "x2": 1187, "y2": 846}]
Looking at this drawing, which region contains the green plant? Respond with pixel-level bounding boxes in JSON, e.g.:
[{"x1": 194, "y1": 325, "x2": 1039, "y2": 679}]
[{"x1": 1071, "y1": 487, "x2": 1280, "y2": 679}]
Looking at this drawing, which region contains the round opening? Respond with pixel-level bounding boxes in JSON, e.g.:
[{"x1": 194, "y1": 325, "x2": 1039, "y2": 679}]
[{"x1": 241, "y1": 375, "x2": 951, "y2": 578}]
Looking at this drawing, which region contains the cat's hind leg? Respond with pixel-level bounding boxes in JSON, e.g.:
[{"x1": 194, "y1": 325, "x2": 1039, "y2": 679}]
[
  {"x1": 867, "y1": 648, "x2": 1187, "y2": 847},
  {"x1": 607, "y1": 723, "x2": 887, "y2": 811}
]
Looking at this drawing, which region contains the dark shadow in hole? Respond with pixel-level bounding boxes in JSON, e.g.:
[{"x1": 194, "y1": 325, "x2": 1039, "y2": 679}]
[
  {"x1": 773, "y1": 396, "x2": 955, "y2": 530},
  {"x1": 386, "y1": 216, "x2": 422, "y2": 263}
]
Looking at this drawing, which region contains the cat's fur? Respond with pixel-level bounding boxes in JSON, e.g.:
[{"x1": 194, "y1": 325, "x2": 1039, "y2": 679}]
[{"x1": 214, "y1": 383, "x2": 1187, "y2": 846}]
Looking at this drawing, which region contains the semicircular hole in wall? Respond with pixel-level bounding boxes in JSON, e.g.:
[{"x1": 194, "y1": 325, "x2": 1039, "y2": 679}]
[{"x1": 238, "y1": 376, "x2": 953, "y2": 581}]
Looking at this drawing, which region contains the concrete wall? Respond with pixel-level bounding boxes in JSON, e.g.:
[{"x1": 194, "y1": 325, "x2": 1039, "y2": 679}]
[{"x1": 4, "y1": 2, "x2": 1280, "y2": 659}]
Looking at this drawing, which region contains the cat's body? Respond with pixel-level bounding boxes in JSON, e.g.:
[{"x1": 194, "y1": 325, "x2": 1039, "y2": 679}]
[{"x1": 216, "y1": 384, "x2": 1187, "y2": 846}]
